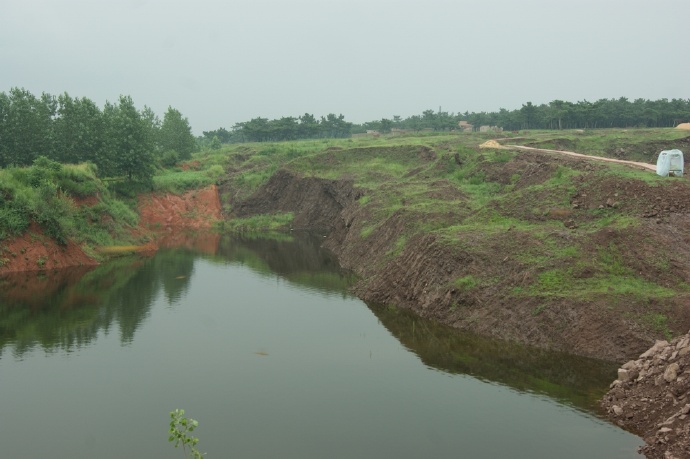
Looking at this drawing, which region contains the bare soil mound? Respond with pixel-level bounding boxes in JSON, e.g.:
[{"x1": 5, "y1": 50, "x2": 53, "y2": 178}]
[
  {"x1": 235, "y1": 170, "x2": 361, "y2": 231},
  {"x1": 676, "y1": 123, "x2": 690, "y2": 130}
]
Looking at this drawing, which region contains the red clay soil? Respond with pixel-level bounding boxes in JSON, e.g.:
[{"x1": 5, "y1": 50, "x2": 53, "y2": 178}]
[
  {"x1": 0, "y1": 223, "x2": 99, "y2": 274},
  {"x1": 137, "y1": 184, "x2": 222, "y2": 230},
  {"x1": 0, "y1": 185, "x2": 223, "y2": 275}
]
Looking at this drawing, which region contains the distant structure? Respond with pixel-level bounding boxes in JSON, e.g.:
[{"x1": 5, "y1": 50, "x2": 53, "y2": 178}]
[
  {"x1": 458, "y1": 121, "x2": 474, "y2": 132},
  {"x1": 353, "y1": 130, "x2": 381, "y2": 138},
  {"x1": 479, "y1": 125, "x2": 503, "y2": 133}
]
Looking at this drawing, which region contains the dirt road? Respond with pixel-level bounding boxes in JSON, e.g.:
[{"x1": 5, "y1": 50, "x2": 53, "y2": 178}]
[
  {"x1": 508, "y1": 144, "x2": 657, "y2": 171},
  {"x1": 480, "y1": 140, "x2": 658, "y2": 172}
]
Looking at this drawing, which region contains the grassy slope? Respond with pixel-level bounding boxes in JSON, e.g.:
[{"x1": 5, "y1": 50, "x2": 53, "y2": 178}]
[
  {"x1": 0, "y1": 159, "x2": 140, "y2": 256},
  {"x1": 0, "y1": 155, "x2": 226, "y2": 264},
  {"x1": 202, "y1": 128, "x2": 690, "y2": 352}
]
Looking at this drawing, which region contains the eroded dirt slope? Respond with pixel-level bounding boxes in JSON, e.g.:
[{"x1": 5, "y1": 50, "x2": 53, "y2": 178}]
[
  {"x1": 0, "y1": 223, "x2": 99, "y2": 274},
  {"x1": 137, "y1": 184, "x2": 221, "y2": 229}
]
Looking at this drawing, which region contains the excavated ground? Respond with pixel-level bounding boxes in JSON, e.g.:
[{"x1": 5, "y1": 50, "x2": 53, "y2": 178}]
[{"x1": 0, "y1": 222, "x2": 99, "y2": 274}]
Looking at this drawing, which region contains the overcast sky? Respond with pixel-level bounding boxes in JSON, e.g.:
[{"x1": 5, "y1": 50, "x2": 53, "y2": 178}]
[{"x1": 2, "y1": 0, "x2": 688, "y2": 135}]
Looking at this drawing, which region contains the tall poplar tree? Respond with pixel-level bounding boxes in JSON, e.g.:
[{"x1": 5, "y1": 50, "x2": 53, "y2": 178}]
[
  {"x1": 159, "y1": 106, "x2": 195, "y2": 162},
  {"x1": 102, "y1": 95, "x2": 154, "y2": 182}
]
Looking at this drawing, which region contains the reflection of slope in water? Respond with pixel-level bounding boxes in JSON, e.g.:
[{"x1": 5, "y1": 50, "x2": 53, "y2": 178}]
[
  {"x1": 368, "y1": 302, "x2": 618, "y2": 416},
  {"x1": 156, "y1": 229, "x2": 221, "y2": 255},
  {"x1": 0, "y1": 265, "x2": 95, "y2": 311},
  {"x1": 217, "y1": 232, "x2": 357, "y2": 296}
]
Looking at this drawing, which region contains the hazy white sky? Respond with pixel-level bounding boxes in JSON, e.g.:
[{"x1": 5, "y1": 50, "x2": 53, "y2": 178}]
[{"x1": 2, "y1": 0, "x2": 688, "y2": 134}]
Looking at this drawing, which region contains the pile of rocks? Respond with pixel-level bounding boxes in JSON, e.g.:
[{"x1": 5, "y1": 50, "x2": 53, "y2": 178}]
[{"x1": 602, "y1": 334, "x2": 690, "y2": 459}]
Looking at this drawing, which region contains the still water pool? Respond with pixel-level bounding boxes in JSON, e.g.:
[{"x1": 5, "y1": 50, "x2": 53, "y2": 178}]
[{"x1": 0, "y1": 233, "x2": 641, "y2": 458}]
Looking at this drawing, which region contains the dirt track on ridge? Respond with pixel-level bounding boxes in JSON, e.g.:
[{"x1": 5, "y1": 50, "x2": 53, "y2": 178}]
[
  {"x1": 505, "y1": 144, "x2": 658, "y2": 172},
  {"x1": 482, "y1": 140, "x2": 659, "y2": 173}
]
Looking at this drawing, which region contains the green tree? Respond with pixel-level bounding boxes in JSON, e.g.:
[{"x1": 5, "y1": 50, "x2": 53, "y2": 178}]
[
  {"x1": 102, "y1": 95, "x2": 154, "y2": 182},
  {"x1": 160, "y1": 106, "x2": 195, "y2": 162},
  {"x1": 54, "y1": 93, "x2": 104, "y2": 165},
  {"x1": 0, "y1": 88, "x2": 55, "y2": 167},
  {"x1": 380, "y1": 118, "x2": 393, "y2": 134},
  {"x1": 298, "y1": 113, "x2": 319, "y2": 138},
  {"x1": 0, "y1": 92, "x2": 11, "y2": 167},
  {"x1": 519, "y1": 102, "x2": 537, "y2": 129}
]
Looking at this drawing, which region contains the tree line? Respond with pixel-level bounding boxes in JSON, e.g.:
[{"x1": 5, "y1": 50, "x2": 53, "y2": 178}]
[
  {"x1": 203, "y1": 97, "x2": 690, "y2": 145},
  {"x1": 0, "y1": 87, "x2": 196, "y2": 181},
  {"x1": 471, "y1": 98, "x2": 690, "y2": 131},
  {"x1": 202, "y1": 113, "x2": 353, "y2": 144},
  {"x1": 359, "y1": 98, "x2": 690, "y2": 133}
]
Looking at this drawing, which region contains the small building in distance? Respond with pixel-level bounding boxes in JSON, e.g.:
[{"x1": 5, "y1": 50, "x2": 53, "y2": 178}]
[
  {"x1": 458, "y1": 121, "x2": 473, "y2": 132},
  {"x1": 479, "y1": 125, "x2": 503, "y2": 133}
]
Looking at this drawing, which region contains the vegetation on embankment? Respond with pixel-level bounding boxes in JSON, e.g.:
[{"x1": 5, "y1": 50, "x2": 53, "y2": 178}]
[
  {"x1": 0, "y1": 154, "x2": 224, "y2": 271},
  {"x1": 208, "y1": 128, "x2": 690, "y2": 360},
  {"x1": 0, "y1": 156, "x2": 138, "y2": 248}
]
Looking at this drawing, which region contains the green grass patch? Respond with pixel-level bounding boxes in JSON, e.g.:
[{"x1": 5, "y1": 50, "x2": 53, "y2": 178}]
[
  {"x1": 360, "y1": 224, "x2": 376, "y2": 239},
  {"x1": 638, "y1": 312, "x2": 673, "y2": 340},
  {"x1": 153, "y1": 169, "x2": 218, "y2": 194},
  {"x1": 453, "y1": 275, "x2": 479, "y2": 291},
  {"x1": 0, "y1": 158, "x2": 143, "y2": 247},
  {"x1": 386, "y1": 235, "x2": 407, "y2": 257}
]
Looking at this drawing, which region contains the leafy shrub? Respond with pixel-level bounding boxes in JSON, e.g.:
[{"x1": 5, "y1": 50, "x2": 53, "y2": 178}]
[
  {"x1": 105, "y1": 199, "x2": 139, "y2": 226},
  {"x1": 0, "y1": 206, "x2": 30, "y2": 239},
  {"x1": 205, "y1": 165, "x2": 225, "y2": 182},
  {"x1": 160, "y1": 150, "x2": 180, "y2": 168}
]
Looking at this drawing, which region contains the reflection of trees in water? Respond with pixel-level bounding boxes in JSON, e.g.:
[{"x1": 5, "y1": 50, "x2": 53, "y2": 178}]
[
  {"x1": 368, "y1": 303, "x2": 618, "y2": 415},
  {"x1": 0, "y1": 251, "x2": 196, "y2": 358},
  {"x1": 0, "y1": 233, "x2": 351, "y2": 358}
]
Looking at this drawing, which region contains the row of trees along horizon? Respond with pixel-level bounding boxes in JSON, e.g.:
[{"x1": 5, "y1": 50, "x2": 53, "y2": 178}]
[
  {"x1": 205, "y1": 97, "x2": 690, "y2": 143},
  {"x1": 2, "y1": 88, "x2": 690, "y2": 181}
]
